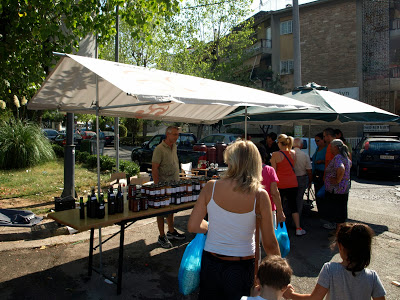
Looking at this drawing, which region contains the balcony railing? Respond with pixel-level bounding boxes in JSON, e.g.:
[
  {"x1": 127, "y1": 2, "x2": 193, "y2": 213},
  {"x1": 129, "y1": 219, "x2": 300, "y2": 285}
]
[{"x1": 246, "y1": 39, "x2": 272, "y2": 55}]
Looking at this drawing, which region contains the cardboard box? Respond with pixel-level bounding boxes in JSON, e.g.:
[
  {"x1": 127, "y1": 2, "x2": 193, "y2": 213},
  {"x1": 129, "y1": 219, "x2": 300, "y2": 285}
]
[{"x1": 129, "y1": 173, "x2": 151, "y2": 185}]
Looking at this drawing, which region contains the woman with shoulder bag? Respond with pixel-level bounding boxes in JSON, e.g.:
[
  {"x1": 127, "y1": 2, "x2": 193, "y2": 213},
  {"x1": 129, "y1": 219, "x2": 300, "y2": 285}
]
[
  {"x1": 324, "y1": 139, "x2": 352, "y2": 232},
  {"x1": 188, "y1": 140, "x2": 280, "y2": 300},
  {"x1": 270, "y1": 134, "x2": 306, "y2": 236}
]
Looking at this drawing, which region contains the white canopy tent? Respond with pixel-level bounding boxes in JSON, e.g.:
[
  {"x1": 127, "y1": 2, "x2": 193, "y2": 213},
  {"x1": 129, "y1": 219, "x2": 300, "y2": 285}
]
[
  {"x1": 28, "y1": 53, "x2": 317, "y2": 196},
  {"x1": 28, "y1": 53, "x2": 316, "y2": 123}
]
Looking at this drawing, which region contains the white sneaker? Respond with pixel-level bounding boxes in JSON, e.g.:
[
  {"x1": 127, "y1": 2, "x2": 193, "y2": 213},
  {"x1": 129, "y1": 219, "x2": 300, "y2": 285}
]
[{"x1": 296, "y1": 228, "x2": 306, "y2": 236}]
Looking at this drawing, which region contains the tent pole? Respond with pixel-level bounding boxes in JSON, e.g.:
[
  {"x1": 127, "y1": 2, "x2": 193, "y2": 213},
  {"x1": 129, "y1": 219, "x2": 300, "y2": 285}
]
[
  {"x1": 245, "y1": 106, "x2": 248, "y2": 140},
  {"x1": 308, "y1": 120, "x2": 311, "y2": 156},
  {"x1": 95, "y1": 35, "x2": 101, "y2": 195},
  {"x1": 96, "y1": 77, "x2": 101, "y2": 195},
  {"x1": 114, "y1": 5, "x2": 120, "y2": 172}
]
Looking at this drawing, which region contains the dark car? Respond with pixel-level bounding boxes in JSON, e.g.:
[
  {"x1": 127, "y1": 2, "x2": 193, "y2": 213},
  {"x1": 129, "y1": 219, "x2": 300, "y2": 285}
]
[
  {"x1": 42, "y1": 129, "x2": 59, "y2": 141},
  {"x1": 197, "y1": 133, "x2": 241, "y2": 147},
  {"x1": 131, "y1": 133, "x2": 204, "y2": 171},
  {"x1": 54, "y1": 133, "x2": 83, "y2": 150},
  {"x1": 353, "y1": 135, "x2": 400, "y2": 178},
  {"x1": 102, "y1": 131, "x2": 115, "y2": 146}
]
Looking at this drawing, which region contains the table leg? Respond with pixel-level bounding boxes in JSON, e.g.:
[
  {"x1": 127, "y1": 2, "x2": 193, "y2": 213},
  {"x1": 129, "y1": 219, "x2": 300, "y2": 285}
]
[
  {"x1": 88, "y1": 228, "x2": 94, "y2": 276},
  {"x1": 117, "y1": 222, "x2": 125, "y2": 295}
]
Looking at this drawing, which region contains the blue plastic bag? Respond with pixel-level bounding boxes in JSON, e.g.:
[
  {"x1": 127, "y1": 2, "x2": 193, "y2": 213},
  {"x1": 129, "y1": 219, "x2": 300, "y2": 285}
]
[
  {"x1": 275, "y1": 222, "x2": 290, "y2": 258},
  {"x1": 316, "y1": 185, "x2": 326, "y2": 198},
  {"x1": 178, "y1": 233, "x2": 207, "y2": 295}
]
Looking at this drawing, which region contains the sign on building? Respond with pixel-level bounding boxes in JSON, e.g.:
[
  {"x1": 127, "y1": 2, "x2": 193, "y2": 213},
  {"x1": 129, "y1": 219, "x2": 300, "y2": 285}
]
[
  {"x1": 330, "y1": 87, "x2": 359, "y2": 100},
  {"x1": 363, "y1": 124, "x2": 389, "y2": 132}
]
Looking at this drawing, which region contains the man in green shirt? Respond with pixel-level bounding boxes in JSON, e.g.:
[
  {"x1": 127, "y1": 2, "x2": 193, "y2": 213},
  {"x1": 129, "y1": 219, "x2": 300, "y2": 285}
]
[{"x1": 152, "y1": 126, "x2": 186, "y2": 248}]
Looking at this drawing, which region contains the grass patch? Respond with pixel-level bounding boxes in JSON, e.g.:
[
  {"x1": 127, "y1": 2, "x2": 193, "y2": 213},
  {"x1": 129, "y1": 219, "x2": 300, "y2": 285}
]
[{"x1": 0, "y1": 159, "x2": 111, "y2": 210}]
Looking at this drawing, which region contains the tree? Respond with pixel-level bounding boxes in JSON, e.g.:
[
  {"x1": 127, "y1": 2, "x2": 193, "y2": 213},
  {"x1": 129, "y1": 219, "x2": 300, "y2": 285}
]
[
  {"x1": 156, "y1": 0, "x2": 255, "y2": 85},
  {"x1": 0, "y1": 0, "x2": 180, "y2": 120}
]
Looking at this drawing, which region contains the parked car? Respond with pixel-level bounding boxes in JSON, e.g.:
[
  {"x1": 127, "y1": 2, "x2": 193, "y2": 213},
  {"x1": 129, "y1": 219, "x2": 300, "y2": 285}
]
[
  {"x1": 54, "y1": 133, "x2": 83, "y2": 150},
  {"x1": 80, "y1": 131, "x2": 96, "y2": 140},
  {"x1": 102, "y1": 131, "x2": 115, "y2": 146},
  {"x1": 42, "y1": 129, "x2": 59, "y2": 141},
  {"x1": 353, "y1": 135, "x2": 400, "y2": 177},
  {"x1": 131, "y1": 133, "x2": 205, "y2": 171},
  {"x1": 197, "y1": 133, "x2": 241, "y2": 146}
]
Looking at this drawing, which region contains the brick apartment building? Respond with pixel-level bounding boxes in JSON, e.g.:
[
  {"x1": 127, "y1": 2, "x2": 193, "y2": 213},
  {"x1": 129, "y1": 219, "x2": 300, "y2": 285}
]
[{"x1": 239, "y1": 0, "x2": 400, "y2": 139}]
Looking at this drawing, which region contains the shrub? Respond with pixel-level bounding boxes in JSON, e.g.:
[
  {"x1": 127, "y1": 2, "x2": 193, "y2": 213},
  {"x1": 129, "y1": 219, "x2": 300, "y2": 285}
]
[
  {"x1": 76, "y1": 151, "x2": 90, "y2": 164},
  {"x1": 119, "y1": 124, "x2": 127, "y2": 137},
  {"x1": 100, "y1": 155, "x2": 115, "y2": 171},
  {"x1": 52, "y1": 144, "x2": 64, "y2": 158},
  {"x1": 0, "y1": 118, "x2": 55, "y2": 169},
  {"x1": 119, "y1": 160, "x2": 140, "y2": 177},
  {"x1": 80, "y1": 139, "x2": 91, "y2": 153},
  {"x1": 86, "y1": 154, "x2": 98, "y2": 169},
  {"x1": 120, "y1": 136, "x2": 134, "y2": 146}
]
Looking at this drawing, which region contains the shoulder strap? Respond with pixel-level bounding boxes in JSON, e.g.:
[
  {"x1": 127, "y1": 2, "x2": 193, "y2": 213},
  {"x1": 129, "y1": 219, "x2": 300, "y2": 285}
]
[
  {"x1": 211, "y1": 180, "x2": 217, "y2": 199},
  {"x1": 254, "y1": 191, "x2": 261, "y2": 280},
  {"x1": 280, "y1": 150, "x2": 294, "y2": 170}
]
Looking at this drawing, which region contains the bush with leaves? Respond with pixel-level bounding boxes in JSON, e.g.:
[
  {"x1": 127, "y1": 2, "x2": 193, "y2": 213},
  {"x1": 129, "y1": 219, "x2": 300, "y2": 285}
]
[
  {"x1": 52, "y1": 144, "x2": 64, "y2": 158},
  {"x1": 75, "y1": 151, "x2": 90, "y2": 164},
  {"x1": 85, "y1": 154, "x2": 98, "y2": 169},
  {"x1": 100, "y1": 155, "x2": 115, "y2": 171},
  {"x1": 0, "y1": 118, "x2": 55, "y2": 169},
  {"x1": 119, "y1": 124, "x2": 128, "y2": 137},
  {"x1": 119, "y1": 160, "x2": 140, "y2": 177}
]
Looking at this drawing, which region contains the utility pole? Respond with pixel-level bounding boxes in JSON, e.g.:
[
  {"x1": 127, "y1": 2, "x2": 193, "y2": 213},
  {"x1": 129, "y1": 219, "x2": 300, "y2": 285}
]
[{"x1": 293, "y1": 0, "x2": 302, "y2": 87}]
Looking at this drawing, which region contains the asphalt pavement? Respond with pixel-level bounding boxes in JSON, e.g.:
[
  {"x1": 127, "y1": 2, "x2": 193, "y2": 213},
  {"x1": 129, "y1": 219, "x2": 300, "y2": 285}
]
[{"x1": 0, "y1": 165, "x2": 399, "y2": 299}]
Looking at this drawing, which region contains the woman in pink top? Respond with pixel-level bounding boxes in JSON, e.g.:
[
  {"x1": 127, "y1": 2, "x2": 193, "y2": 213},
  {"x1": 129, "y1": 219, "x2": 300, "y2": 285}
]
[
  {"x1": 256, "y1": 142, "x2": 286, "y2": 226},
  {"x1": 270, "y1": 134, "x2": 306, "y2": 236}
]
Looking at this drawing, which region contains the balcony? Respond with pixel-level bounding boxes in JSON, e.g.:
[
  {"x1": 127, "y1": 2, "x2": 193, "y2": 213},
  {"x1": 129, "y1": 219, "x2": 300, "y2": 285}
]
[{"x1": 246, "y1": 39, "x2": 272, "y2": 56}]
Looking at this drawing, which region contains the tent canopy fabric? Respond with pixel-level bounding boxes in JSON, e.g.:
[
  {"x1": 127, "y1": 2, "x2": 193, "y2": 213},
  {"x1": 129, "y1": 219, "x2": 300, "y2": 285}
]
[
  {"x1": 223, "y1": 84, "x2": 400, "y2": 126},
  {"x1": 28, "y1": 53, "x2": 316, "y2": 124}
]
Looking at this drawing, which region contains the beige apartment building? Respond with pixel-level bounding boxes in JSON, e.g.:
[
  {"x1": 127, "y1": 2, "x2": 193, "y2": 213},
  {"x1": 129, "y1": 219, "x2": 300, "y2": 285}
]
[
  {"x1": 246, "y1": 0, "x2": 400, "y2": 116},
  {"x1": 237, "y1": 0, "x2": 400, "y2": 139}
]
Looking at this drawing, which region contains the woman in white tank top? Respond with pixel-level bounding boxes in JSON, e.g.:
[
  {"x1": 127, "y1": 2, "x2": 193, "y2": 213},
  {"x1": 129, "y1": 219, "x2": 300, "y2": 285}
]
[{"x1": 188, "y1": 140, "x2": 280, "y2": 300}]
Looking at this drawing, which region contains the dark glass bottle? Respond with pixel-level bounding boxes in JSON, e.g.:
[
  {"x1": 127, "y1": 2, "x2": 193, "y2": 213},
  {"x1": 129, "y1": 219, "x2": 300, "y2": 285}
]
[
  {"x1": 87, "y1": 187, "x2": 98, "y2": 218},
  {"x1": 79, "y1": 196, "x2": 85, "y2": 219},
  {"x1": 97, "y1": 193, "x2": 105, "y2": 219},
  {"x1": 117, "y1": 184, "x2": 124, "y2": 213},
  {"x1": 108, "y1": 185, "x2": 116, "y2": 215}
]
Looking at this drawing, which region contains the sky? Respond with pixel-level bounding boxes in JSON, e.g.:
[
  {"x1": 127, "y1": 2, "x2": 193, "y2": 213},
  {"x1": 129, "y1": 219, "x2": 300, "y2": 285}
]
[{"x1": 251, "y1": 0, "x2": 318, "y2": 12}]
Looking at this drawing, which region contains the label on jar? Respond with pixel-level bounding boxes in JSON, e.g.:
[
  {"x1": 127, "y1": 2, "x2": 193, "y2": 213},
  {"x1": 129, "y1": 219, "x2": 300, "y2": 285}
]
[
  {"x1": 154, "y1": 201, "x2": 161, "y2": 208},
  {"x1": 149, "y1": 199, "x2": 154, "y2": 207},
  {"x1": 188, "y1": 185, "x2": 193, "y2": 192}
]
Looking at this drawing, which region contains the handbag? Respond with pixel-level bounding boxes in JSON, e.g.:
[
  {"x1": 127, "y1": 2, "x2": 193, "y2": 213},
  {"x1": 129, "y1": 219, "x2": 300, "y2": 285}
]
[
  {"x1": 280, "y1": 151, "x2": 295, "y2": 172},
  {"x1": 275, "y1": 222, "x2": 290, "y2": 258},
  {"x1": 178, "y1": 232, "x2": 207, "y2": 295}
]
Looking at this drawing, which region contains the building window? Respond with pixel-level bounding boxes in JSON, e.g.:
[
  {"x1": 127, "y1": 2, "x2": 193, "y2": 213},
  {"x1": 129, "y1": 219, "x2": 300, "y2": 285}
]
[
  {"x1": 280, "y1": 60, "x2": 294, "y2": 74},
  {"x1": 280, "y1": 20, "x2": 293, "y2": 35}
]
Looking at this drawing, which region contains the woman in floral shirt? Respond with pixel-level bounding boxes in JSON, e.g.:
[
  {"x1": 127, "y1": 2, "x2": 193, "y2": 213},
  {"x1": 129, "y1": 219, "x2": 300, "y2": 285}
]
[{"x1": 324, "y1": 139, "x2": 352, "y2": 231}]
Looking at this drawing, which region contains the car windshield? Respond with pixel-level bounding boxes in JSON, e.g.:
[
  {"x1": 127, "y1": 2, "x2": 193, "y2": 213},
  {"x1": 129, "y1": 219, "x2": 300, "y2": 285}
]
[{"x1": 369, "y1": 141, "x2": 400, "y2": 151}]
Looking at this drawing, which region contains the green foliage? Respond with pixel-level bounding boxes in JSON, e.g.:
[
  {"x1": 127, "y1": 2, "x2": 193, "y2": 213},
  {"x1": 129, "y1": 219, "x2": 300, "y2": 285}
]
[
  {"x1": 0, "y1": 118, "x2": 55, "y2": 169},
  {"x1": 80, "y1": 140, "x2": 91, "y2": 153},
  {"x1": 100, "y1": 155, "x2": 116, "y2": 171},
  {"x1": 119, "y1": 160, "x2": 140, "y2": 177},
  {"x1": 119, "y1": 124, "x2": 128, "y2": 137},
  {"x1": 42, "y1": 111, "x2": 65, "y2": 122},
  {"x1": 155, "y1": 0, "x2": 255, "y2": 85},
  {"x1": 52, "y1": 144, "x2": 64, "y2": 158},
  {"x1": 85, "y1": 155, "x2": 98, "y2": 169},
  {"x1": 1, "y1": 0, "x2": 180, "y2": 120},
  {"x1": 76, "y1": 151, "x2": 91, "y2": 164},
  {"x1": 120, "y1": 136, "x2": 134, "y2": 146}
]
